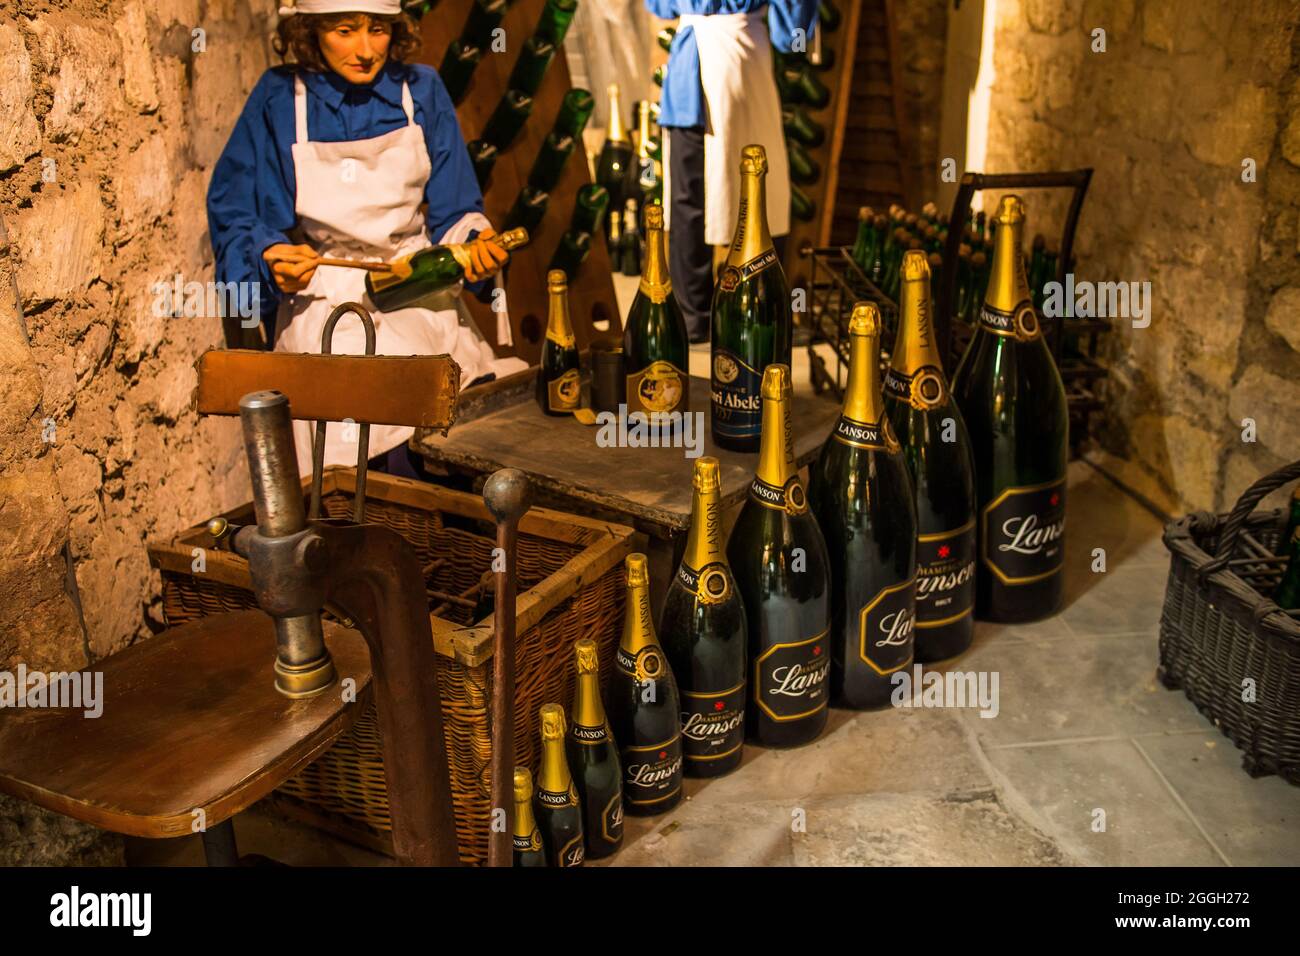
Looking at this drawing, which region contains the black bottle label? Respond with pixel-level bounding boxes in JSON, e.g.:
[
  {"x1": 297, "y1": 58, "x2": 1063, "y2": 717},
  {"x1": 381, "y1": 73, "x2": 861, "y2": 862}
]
[
  {"x1": 982, "y1": 479, "x2": 1066, "y2": 585},
  {"x1": 717, "y1": 248, "x2": 778, "y2": 292},
  {"x1": 679, "y1": 681, "x2": 745, "y2": 764},
  {"x1": 557, "y1": 831, "x2": 585, "y2": 867},
  {"x1": 617, "y1": 645, "x2": 667, "y2": 682},
  {"x1": 749, "y1": 475, "x2": 809, "y2": 515},
  {"x1": 600, "y1": 791, "x2": 624, "y2": 844},
  {"x1": 857, "y1": 579, "x2": 916, "y2": 675},
  {"x1": 916, "y1": 521, "x2": 976, "y2": 627},
  {"x1": 622, "y1": 735, "x2": 683, "y2": 807},
  {"x1": 537, "y1": 783, "x2": 578, "y2": 808},
  {"x1": 830, "y1": 414, "x2": 899, "y2": 452},
  {"x1": 883, "y1": 365, "x2": 947, "y2": 410},
  {"x1": 676, "y1": 561, "x2": 733, "y2": 605},
  {"x1": 978, "y1": 301, "x2": 1041, "y2": 342},
  {"x1": 711, "y1": 349, "x2": 763, "y2": 440},
  {"x1": 571, "y1": 721, "x2": 609, "y2": 744},
  {"x1": 753, "y1": 629, "x2": 830, "y2": 722},
  {"x1": 513, "y1": 830, "x2": 543, "y2": 853}
]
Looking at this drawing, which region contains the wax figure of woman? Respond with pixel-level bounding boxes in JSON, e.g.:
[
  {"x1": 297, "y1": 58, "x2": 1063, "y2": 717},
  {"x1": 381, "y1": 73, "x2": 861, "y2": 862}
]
[
  {"x1": 208, "y1": 0, "x2": 524, "y2": 476},
  {"x1": 647, "y1": 0, "x2": 819, "y2": 342}
]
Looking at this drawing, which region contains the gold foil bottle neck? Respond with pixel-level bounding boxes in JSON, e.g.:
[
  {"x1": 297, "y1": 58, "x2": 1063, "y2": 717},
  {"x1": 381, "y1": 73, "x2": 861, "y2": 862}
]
[
  {"x1": 692, "y1": 456, "x2": 722, "y2": 492},
  {"x1": 625, "y1": 552, "x2": 649, "y2": 588},
  {"x1": 496, "y1": 227, "x2": 529, "y2": 251},
  {"x1": 893, "y1": 254, "x2": 943, "y2": 376},
  {"x1": 574, "y1": 638, "x2": 599, "y2": 675},
  {"x1": 513, "y1": 766, "x2": 533, "y2": 803},
  {"x1": 760, "y1": 363, "x2": 792, "y2": 401},
  {"x1": 547, "y1": 269, "x2": 567, "y2": 293},
  {"x1": 606, "y1": 84, "x2": 628, "y2": 143},
  {"x1": 847, "y1": 302, "x2": 882, "y2": 338},
  {"x1": 739, "y1": 143, "x2": 769, "y2": 175},
  {"x1": 644, "y1": 203, "x2": 665, "y2": 230},
  {"x1": 994, "y1": 194, "x2": 1025, "y2": 225},
  {"x1": 984, "y1": 195, "x2": 1031, "y2": 314},
  {"x1": 901, "y1": 249, "x2": 930, "y2": 285},
  {"x1": 539, "y1": 702, "x2": 566, "y2": 741},
  {"x1": 545, "y1": 269, "x2": 575, "y2": 346},
  {"x1": 755, "y1": 364, "x2": 796, "y2": 488}
]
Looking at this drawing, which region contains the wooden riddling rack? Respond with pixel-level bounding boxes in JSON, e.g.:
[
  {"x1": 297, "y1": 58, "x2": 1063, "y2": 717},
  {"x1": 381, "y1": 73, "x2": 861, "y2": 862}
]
[{"x1": 417, "y1": 2, "x2": 622, "y2": 365}]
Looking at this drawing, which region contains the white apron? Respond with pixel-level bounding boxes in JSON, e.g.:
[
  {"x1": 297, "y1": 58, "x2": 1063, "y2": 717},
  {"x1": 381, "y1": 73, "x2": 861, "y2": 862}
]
[
  {"x1": 663, "y1": 11, "x2": 792, "y2": 246},
  {"x1": 275, "y1": 74, "x2": 517, "y2": 474}
]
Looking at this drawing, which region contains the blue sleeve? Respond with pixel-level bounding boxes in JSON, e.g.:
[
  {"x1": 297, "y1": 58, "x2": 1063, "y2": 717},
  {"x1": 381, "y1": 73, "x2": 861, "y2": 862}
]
[
  {"x1": 206, "y1": 70, "x2": 298, "y2": 337},
  {"x1": 644, "y1": 0, "x2": 678, "y2": 19},
  {"x1": 768, "y1": 0, "x2": 820, "y2": 53},
  {"x1": 412, "y1": 66, "x2": 487, "y2": 243}
]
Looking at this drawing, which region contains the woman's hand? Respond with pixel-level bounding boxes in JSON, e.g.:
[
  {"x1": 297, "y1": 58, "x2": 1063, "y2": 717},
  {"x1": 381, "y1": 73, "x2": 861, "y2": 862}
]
[
  {"x1": 462, "y1": 228, "x2": 510, "y2": 283},
  {"x1": 263, "y1": 243, "x2": 320, "y2": 293}
]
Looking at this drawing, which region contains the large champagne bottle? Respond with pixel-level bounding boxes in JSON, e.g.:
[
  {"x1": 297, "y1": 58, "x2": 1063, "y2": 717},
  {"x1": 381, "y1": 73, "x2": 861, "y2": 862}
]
[
  {"x1": 660, "y1": 457, "x2": 747, "y2": 777},
  {"x1": 711, "y1": 145, "x2": 792, "y2": 452},
  {"x1": 566, "y1": 639, "x2": 624, "y2": 859},
  {"x1": 623, "y1": 203, "x2": 688, "y2": 419},
  {"x1": 512, "y1": 767, "x2": 547, "y2": 867},
  {"x1": 809, "y1": 304, "x2": 917, "y2": 708},
  {"x1": 535, "y1": 269, "x2": 581, "y2": 415},
  {"x1": 594, "y1": 84, "x2": 633, "y2": 242},
  {"x1": 609, "y1": 553, "x2": 684, "y2": 816},
  {"x1": 727, "y1": 365, "x2": 831, "y2": 746},
  {"x1": 885, "y1": 252, "x2": 977, "y2": 660},
  {"x1": 953, "y1": 195, "x2": 1068, "y2": 622},
  {"x1": 1275, "y1": 526, "x2": 1300, "y2": 609},
  {"x1": 365, "y1": 228, "x2": 529, "y2": 311},
  {"x1": 534, "y1": 703, "x2": 585, "y2": 866}
]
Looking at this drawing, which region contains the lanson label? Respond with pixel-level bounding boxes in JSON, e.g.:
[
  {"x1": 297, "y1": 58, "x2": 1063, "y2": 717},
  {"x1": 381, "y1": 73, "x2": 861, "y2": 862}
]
[
  {"x1": 982, "y1": 479, "x2": 1066, "y2": 585},
  {"x1": 623, "y1": 735, "x2": 683, "y2": 807},
  {"x1": 858, "y1": 579, "x2": 916, "y2": 675},
  {"x1": 916, "y1": 521, "x2": 976, "y2": 627},
  {"x1": 679, "y1": 681, "x2": 745, "y2": 763},
  {"x1": 754, "y1": 629, "x2": 830, "y2": 721}
]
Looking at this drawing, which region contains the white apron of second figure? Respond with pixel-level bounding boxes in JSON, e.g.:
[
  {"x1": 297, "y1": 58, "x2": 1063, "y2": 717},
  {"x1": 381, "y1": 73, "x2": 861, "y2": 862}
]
[
  {"x1": 274, "y1": 73, "x2": 513, "y2": 475},
  {"x1": 663, "y1": 10, "x2": 792, "y2": 245}
]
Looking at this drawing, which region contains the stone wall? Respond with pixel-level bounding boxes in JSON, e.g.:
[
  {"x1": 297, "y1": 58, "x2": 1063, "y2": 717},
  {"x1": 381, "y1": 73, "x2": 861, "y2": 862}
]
[
  {"x1": 980, "y1": 0, "x2": 1300, "y2": 514},
  {"x1": 1, "y1": 0, "x2": 281, "y2": 863}
]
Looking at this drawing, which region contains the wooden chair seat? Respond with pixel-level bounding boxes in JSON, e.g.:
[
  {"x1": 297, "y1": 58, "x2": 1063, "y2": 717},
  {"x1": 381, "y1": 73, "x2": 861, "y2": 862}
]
[{"x1": 0, "y1": 610, "x2": 371, "y2": 839}]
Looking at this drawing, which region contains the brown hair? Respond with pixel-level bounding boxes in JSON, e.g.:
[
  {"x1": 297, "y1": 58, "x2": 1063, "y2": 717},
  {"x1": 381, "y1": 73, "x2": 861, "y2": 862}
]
[{"x1": 273, "y1": 13, "x2": 422, "y2": 71}]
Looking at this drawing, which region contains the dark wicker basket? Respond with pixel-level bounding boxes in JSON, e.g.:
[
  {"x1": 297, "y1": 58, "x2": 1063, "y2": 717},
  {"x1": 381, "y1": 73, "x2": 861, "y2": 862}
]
[{"x1": 1159, "y1": 460, "x2": 1300, "y2": 784}]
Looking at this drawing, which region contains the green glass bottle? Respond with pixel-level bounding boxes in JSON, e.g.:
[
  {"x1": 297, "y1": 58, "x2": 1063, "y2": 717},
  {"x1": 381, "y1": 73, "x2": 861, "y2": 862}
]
[
  {"x1": 466, "y1": 139, "x2": 498, "y2": 189},
  {"x1": 1274, "y1": 527, "x2": 1300, "y2": 610},
  {"x1": 618, "y1": 199, "x2": 642, "y2": 277},
  {"x1": 527, "y1": 131, "x2": 576, "y2": 193},
  {"x1": 953, "y1": 195, "x2": 1068, "y2": 622},
  {"x1": 791, "y1": 65, "x2": 830, "y2": 109},
  {"x1": 609, "y1": 554, "x2": 684, "y2": 816},
  {"x1": 623, "y1": 204, "x2": 688, "y2": 419},
  {"x1": 652, "y1": 64, "x2": 666, "y2": 88},
  {"x1": 786, "y1": 140, "x2": 821, "y2": 185},
  {"x1": 460, "y1": 0, "x2": 507, "y2": 49},
  {"x1": 535, "y1": 270, "x2": 581, "y2": 415},
  {"x1": 571, "y1": 183, "x2": 609, "y2": 236},
  {"x1": 658, "y1": 26, "x2": 677, "y2": 51},
  {"x1": 481, "y1": 90, "x2": 533, "y2": 150},
  {"x1": 508, "y1": 36, "x2": 556, "y2": 96},
  {"x1": 548, "y1": 229, "x2": 591, "y2": 280},
  {"x1": 534, "y1": 703, "x2": 585, "y2": 866},
  {"x1": 511, "y1": 767, "x2": 547, "y2": 867},
  {"x1": 660, "y1": 457, "x2": 747, "y2": 777},
  {"x1": 1278, "y1": 485, "x2": 1300, "y2": 557},
  {"x1": 885, "y1": 252, "x2": 977, "y2": 661},
  {"x1": 711, "y1": 144, "x2": 792, "y2": 452},
  {"x1": 633, "y1": 100, "x2": 659, "y2": 205},
  {"x1": 783, "y1": 104, "x2": 825, "y2": 148},
  {"x1": 535, "y1": 0, "x2": 578, "y2": 46},
  {"x1": 790, "y1": 184, "x2": 816, "y2": 222},
  {"x1": 365, "y1": 228, "x2": 529, "y2": 312},
  {"x1": 851, "y1": 206, "x2": 873, "y2": 271},
  {"x1": 819, "y1": 0, "x2": 841, "y2": 31},
  {"x1": 555, "y1": 88, "x2": 595, "y2": 139},
  {"x1": 440, "y1": 40, "x2": 481, "y2": 105},
  {"x1": 566, "y1": 639, "x2": 624, "y2": 859},
  {"x1": 727, "y1": 364, "x2": 831, "y2": 746},
  {"x1": 505, "y1": 186, "x2": 549, "y2": 234},
  {"x1": 809, "y1": 303, "x2": 918, "y2": 709}
]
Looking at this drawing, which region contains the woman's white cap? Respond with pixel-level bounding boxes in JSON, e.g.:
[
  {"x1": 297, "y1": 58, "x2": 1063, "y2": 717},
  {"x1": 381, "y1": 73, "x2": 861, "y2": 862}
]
[{"x1": 279, "y1": 0, "x2": 403, "y2": 16}]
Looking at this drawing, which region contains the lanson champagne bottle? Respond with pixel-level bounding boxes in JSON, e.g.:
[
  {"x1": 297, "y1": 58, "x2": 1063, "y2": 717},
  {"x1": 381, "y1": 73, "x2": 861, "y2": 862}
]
[
  {"x1": 810, "y1": 303, "x2": 917, "y2": 708},
  {"x1": 885, "y1": 252, "x2": 977, "y2": 660},
  {"x1": 727, "y1": 364, "x2": 831, "y2": 746},
  {"x1": 660, "y1": 456, "x2": 747, "y2": 777},
  {"x1": 711, "y1": 145, "x2": 792, "y2": 452},
  {"x1": 366, "y1": 228, "x2": 529, "y2": 312},
  {"x1": 953, "y1": 195, "x2": 1068, "y2": 622},
  {"x1": 623, "y1": 204, "x2": 688, "y2": 419},
  {"x1": 566, "y1": 639, "x2": 625, "y2": 859},
  {"x1": 512, "y1": 767, "x2": 547, "y2": 867},
  {"x1": 534, "y1": 702, "x2": 585, "y2": 866},
  {"x1": 609, "y1": 553, "x2": 684, "y2": 816},
  {"x1": 535, "y1": 269, "x2": 581, "y2": 415},
  {"x1": 595, "y1": 84, "x2": 633, "y2": 243}
]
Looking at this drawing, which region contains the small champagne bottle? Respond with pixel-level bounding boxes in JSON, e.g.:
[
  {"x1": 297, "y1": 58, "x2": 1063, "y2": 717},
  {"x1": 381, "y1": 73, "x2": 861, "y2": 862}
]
[
  {"x1": 512, "y1": 767, "x2": 547, "y2": 867},
  {"x1": 535, "y1": 270, "x2": 581, "y2": 415},
  {"x1": 534, "y1": 703, "x2": 585, "y2": 866}
]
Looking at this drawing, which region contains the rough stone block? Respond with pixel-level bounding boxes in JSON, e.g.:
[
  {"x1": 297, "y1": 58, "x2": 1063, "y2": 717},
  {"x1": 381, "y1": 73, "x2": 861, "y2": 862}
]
[
  {"x1": 15, "y1": 184, "x2": 106, "y2": 309},
  {"x1": 114, "y1": 0, "x2": 160, "y2": 113},
  {"x1": 0, "y1": 20, "x2": 41, "y2": 172},
  {"x1": 1228, "y1": 366, "x2": 1300, "y2": 465},
  {"x1": 35, "y1": 17, "x2": 123, "y2": 145},
  {"x1": 1263, "y1": 286, "x2": 1300, "y2": 354}
]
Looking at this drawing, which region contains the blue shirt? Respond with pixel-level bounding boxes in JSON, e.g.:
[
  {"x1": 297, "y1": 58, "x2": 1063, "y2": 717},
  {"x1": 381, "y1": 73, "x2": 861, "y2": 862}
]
[
  {"x1": 645, "y1": 0, "x2": 820, "y2": 128},
  {"x1": 206, "y1": 61, "x2": 485, "y2": 333}
]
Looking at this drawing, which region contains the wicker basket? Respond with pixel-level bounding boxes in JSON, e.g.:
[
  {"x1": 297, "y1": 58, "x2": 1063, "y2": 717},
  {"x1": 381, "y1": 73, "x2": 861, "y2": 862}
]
[
  {"x1": 1159, "y1": 460, "x2": 1300, "y2": 784},
  {"x1": 148, "y1": 467, "x2": 635, "y2": 863}
]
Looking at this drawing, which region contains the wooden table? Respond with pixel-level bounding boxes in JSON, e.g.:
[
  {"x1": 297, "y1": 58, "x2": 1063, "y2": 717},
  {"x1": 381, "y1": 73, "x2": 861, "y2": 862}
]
[{"x1": 413, "y1": 369, "x2": 841, "y2": 612}]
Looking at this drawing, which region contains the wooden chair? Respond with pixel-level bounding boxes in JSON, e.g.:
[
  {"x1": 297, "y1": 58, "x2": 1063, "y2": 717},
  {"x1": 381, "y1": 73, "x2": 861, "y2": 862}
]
[{"x1": 0, "y1": 333, "x2": 467, "y2": 866}]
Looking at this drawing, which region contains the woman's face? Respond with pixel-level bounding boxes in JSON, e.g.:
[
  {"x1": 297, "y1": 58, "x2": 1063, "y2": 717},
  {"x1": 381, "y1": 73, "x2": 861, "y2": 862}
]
[{"x1": 317, "y1": 15, "x2": 392, "y2": 84}]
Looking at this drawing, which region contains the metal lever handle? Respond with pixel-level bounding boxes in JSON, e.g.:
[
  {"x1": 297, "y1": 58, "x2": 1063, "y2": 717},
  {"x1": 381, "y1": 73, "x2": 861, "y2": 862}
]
[{"x1": 309, "y1": 302, "x2": 377, "y2": 525}]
